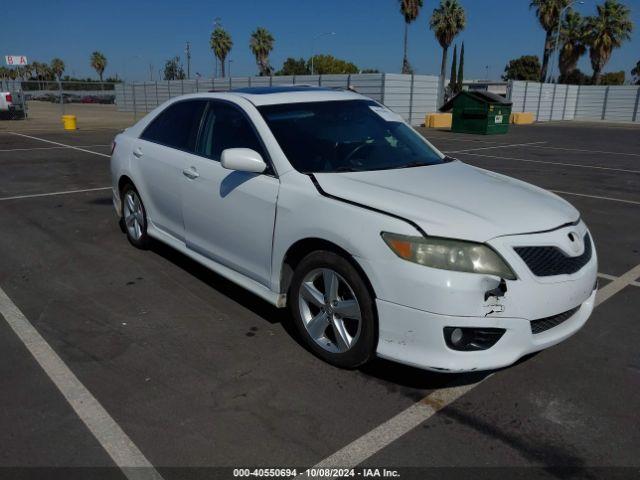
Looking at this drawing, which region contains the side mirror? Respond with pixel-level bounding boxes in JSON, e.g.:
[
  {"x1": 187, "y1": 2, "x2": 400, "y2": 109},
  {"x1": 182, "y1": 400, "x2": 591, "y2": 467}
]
[{"x1": 221, "y1": 148, "x2": 267, "y2": 173}]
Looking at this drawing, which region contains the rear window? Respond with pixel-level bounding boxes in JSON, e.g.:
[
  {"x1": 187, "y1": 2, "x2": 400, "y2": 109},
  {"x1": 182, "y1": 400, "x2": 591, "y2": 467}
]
[{"x1": 141, "y1": 100, "x2": 206, "y2": 152}]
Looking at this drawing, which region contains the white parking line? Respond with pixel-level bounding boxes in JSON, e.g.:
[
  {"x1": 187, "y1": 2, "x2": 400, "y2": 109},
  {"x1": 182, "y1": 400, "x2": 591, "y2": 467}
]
[
  {"x1": 550, "y1": 190, "x2": 640, "y2": 206},
  {"x1": 7, "y1": 132, "x2": 110, "y2": 158},
  {"x1": 529, "y1": 145, "x2": 640, "y2": 158},
  {"x1": 598, "y1": 272, "x2": 640, "y2": 288},
  {"x1": 0, "y1": 144, "x2": 110, "y2": 152},
  {"x1": 453, "y1": 151, "x2": 640, "y2": 175},
  {"x1": 306, "y1": 382, "x2": 481, "y2": 472},
  {"x1": 308, "y1": 264, "x2": 640, "y2": 473},
  {"x1": 0, "y1": 287, "x2": 164, "y2": 480},
  {"x1": 0, "y1": 187, "x2": 111, "y2": 202},
  {"x1": 596, "y1": 264, "x2": 640, "y2": 304},
  {"x1": 444, "y1": 141, "x2": 547, "y2": 154}
]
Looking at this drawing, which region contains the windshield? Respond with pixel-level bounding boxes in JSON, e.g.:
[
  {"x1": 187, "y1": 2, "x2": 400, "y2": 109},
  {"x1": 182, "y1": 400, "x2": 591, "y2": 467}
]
[{"x1": 258, "y1": 100, "x2": 447, "y2": 173}]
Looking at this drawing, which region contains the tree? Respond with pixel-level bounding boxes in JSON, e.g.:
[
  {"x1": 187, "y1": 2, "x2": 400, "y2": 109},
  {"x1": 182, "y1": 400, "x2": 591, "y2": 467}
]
[
  {"x1": 585, "y1": 0, "x2": 633, "y2": 85},
  {"x1": 398, "y1": 0, "x2": 424, "y2": 74},
  {"x1": 306, "y1": 55, "x2": 358, "y2": 74},
  {"x1": 275, "y1": 57, "x2": 309, "y2": 76},
  {"x1": 90, "y1": 51, "x2": 107, "y2": 83},
  {"x1": 600, "y1": 70, "x2": 625, "y2": 85},
  {"x1": 448, "y1": 44, "x2": 457, "y2": 96},
  {"x1": 430, "y1": 0, "x2": 466, "y2": 107},
  {"x1": 361, "y1": 68, "x2": 381, "y2": 73},
  {"x1": 530, "y1": 0, "x2": 570, "y2": 82},
  {"x1": 50, "y1": 58, "x2": 65, "y2": 80},
  {"x1": 559, "y1": 10, "x2": 587, "y2": 80},
  {"x1": 502, "y1": 55, "x2": 542, "y2": 81},
  {"x1": 210, "y1": 26, "x2": 233, "y2": 78},
  {"x1": 561, "y1": 68, "x2": 592, "y2": 84},
  {"x1": 632, "y1": 61, "x2": 640, "y2": 85},
  {"x1": 163, "y1": 57, "x2": 186, "y2": 80},
  {"x1": 250, "y1": 27, "x2": 275, "y2": 76},
  {"x1": 457, "y1": 41, "x2": 464, "y2": 92}
]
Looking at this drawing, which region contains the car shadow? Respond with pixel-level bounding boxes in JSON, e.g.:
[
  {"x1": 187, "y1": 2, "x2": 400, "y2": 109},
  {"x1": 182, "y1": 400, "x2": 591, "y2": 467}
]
[
  {"x1": 148, "y1": 238, "x2": 511, "y2": 391},
  {"x1": 220, "y1": 171, "x2": 258, "y2": 197}
]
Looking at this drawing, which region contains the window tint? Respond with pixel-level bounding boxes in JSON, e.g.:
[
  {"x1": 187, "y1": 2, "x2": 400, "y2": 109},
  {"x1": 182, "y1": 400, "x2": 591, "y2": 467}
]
[
  {"x1": 196, "y1": 102, "x2": 265, "y2": 161},
  {"x1": 141, "y1": 100, "x2": 206, "y2": 151},
  {"x1": 258, "y1": 100, "x2": 446, "y2": 173}
]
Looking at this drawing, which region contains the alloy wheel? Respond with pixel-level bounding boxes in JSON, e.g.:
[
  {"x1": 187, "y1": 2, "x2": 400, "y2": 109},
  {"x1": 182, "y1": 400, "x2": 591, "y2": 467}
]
[
  {"x1": 298, "y1": 268, "x2": 362, "y2": 353},
  {"x1": 123, "y1": 190, "x2": 145, "y2": 241}
]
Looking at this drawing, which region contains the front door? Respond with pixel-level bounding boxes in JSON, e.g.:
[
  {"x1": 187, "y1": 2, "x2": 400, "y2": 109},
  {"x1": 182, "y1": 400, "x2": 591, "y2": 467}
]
[{"x1": 182, "y1": 101, "x2": 279, "y2": 286}]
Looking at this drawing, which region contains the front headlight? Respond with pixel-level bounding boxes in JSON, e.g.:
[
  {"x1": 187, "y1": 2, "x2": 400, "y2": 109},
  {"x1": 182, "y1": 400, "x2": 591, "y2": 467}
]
[{"x1": 381, "y1": 232, "x2": 516, "y2": 280}]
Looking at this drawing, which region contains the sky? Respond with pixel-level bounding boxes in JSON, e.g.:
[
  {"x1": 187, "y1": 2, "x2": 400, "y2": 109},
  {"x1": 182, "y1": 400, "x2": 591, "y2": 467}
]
[{"x1": 2, "y1": 0, "x2": 639, "y2": 82}]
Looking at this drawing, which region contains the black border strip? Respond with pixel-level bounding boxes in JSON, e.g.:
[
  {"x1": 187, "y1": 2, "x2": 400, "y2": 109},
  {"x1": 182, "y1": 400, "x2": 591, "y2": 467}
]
[{"x1": 308, "y1": 174, "x2": 428, "y2": 237}]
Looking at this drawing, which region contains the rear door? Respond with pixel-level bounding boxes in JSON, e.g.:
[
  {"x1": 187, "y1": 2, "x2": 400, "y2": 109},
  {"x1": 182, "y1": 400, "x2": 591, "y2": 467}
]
[
  {"x1": 182, "y1": 100, "x2": 279, "y2": 286},
  {"x1": 134, "y1": 99, "x2": 206, "y2": 241}
]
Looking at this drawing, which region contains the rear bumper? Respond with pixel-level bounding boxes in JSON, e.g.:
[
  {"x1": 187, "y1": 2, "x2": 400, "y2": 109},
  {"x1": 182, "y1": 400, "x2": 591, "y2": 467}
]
[{"x1": 375, "y1": 288, "x2": 595, "y2": 372}]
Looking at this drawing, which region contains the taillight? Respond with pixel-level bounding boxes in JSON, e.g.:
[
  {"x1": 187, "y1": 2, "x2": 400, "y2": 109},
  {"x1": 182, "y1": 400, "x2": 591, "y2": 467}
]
[
  {"x1": 110, "y1": 142, "x2": 116, "y2": 155},
  {"x1": 5, "y1": 93, "x2": 12, "y2": 103}
]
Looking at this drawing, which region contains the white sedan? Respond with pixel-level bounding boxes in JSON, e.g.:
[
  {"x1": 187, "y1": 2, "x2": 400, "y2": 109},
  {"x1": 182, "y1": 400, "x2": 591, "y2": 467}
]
[{"x1": 110, "y1": 86, "x2": 597, "y2": 372}]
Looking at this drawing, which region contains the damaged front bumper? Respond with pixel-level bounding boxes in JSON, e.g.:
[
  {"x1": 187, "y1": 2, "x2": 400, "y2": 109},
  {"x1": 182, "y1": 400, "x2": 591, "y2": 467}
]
[{"x1": 375, "y1": 287, "x2": 595, "y2": 372}]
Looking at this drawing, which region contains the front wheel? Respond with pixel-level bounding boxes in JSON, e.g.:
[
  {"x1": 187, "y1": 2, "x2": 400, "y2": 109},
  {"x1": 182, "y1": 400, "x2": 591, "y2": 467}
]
[{"x1": 289, "y1": 251, "x2": 377, "y2": 369}]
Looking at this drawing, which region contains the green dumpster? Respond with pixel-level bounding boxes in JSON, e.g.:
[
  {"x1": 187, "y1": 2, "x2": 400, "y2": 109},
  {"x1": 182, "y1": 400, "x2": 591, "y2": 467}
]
[{"x1": 440, "y1": 91, "x2": 512, "y2": 135}]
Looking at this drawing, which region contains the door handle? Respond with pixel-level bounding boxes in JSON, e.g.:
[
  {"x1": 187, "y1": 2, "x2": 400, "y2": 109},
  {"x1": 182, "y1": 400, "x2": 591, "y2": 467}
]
[
  {"x1": 132, "y1": 147, "x2": 143, "y2": 158},
  {"x1": 182, "y1": 167, "x2": 199, "y2": 179}
]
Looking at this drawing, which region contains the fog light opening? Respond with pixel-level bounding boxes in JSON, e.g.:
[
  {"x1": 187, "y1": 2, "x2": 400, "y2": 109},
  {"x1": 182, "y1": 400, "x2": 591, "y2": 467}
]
[
  {"x1": 443, "y1": 326, "x2": 506, "y2": 351},
  {"x1": 450, "y1": 327, "x2": 464, "y2": 346}
]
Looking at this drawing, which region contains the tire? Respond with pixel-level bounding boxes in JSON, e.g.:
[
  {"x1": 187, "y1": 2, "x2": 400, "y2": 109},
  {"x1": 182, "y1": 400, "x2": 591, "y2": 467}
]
[
  {"x1": 121, "y1": 183, "x2": 150, "y2": 249},
  {"x1": 289, "y1": 250, "x2": 377, "y2": 369}
]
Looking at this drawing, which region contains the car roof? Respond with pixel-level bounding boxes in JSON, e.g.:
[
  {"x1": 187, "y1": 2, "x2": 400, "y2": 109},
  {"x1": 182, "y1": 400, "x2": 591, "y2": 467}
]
[{"x1": 208, "y1": 85, "x2": 366, "y2": 106}]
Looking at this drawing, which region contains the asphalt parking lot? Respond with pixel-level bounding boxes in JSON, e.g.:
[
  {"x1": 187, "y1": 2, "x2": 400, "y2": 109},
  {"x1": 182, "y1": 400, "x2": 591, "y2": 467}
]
[{"x1": 0, "y1": 121, "x2": 639, "y2": 479}]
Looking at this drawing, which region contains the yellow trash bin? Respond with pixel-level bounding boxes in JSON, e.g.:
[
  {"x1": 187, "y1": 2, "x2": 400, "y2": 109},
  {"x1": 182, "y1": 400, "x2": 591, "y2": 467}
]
[{"x1": 62, "y1": 115, "x2": 77, "y2": 130}]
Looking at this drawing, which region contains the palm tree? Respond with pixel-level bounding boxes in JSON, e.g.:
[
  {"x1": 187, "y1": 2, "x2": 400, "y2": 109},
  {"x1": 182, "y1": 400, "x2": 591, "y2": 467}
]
[
  {"x1": 50, "y1": 58, "x2": 65, "y2": 81},
  {"x1": 250, "y1": 27, "x2": 275, "y2": 76},
  {"x1": 585, "y1": 0, "x2": 633, "y2": 85},
  {"x1": 430, "y1": 0, "x2": 466, "y2": 107},
  {"x1": 530, "y1": 0, "x2": 570, "y2": 82},
  {"x1": 559, "y1": 10, "x2": 587, "y2": 81},
  {"x1": 90, "y1": 51, "x2": 108, "y2": 83},
  {"x1": 399, "y1": 0, "x2": 423, "y2": 74},
  {"x1": 210, "y1": 26, "x2": 233, "y2": 78}
]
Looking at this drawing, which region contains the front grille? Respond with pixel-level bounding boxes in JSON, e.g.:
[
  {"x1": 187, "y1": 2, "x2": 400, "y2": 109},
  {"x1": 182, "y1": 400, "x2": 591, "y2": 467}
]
[
  {"x1": 530, "y1": 306, "x2": 580, "y2": 334},
  {"x1": 515, "y1": 233, "x2": 592, "y2": 277}
]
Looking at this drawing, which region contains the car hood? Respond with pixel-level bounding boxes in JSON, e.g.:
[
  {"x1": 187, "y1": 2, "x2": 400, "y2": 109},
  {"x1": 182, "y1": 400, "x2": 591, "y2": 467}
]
[{"x1": 313, "y1": 160, "x2": 579, "y2": 242}]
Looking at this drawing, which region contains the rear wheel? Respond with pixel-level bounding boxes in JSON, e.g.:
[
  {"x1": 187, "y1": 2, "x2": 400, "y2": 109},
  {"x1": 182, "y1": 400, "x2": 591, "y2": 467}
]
[
  {"x1": 289, "y1": 251, "x2": 376, "y2": 368},
  {"x1": 121, "y1": 184, "x2": 150, "y2": 249}
]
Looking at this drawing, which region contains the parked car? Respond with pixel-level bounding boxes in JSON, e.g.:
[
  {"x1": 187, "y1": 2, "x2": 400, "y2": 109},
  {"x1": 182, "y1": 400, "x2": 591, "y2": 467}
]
[
  {"x1": 81, "y1": 95, "x2": 100, "y2": 103},
  {"x1": 110, "y1": 86, "x2": 597, "y2": 372},
  {"x1": 0, "y1": 90, "x2": 26, "y2": 119}
]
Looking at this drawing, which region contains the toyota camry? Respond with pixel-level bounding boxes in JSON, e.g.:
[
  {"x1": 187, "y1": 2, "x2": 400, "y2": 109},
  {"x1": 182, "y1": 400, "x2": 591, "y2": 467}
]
[{"x1": 110, "y1": 86, "x2": 597, "y2": 372}]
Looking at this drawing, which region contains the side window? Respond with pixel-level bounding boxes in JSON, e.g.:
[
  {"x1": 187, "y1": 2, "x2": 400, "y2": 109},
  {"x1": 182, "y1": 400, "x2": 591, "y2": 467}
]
[
  {"x1": 140, "y1": 100, "x2": 206, "y2": 152},
  {"x1": 196, "y1": 102, "x2": 266, "y2": 161}
]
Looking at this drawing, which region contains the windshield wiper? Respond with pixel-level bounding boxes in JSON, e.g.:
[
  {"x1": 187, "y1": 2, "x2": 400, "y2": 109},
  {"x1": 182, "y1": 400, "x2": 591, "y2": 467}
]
[
  {"x1": 376, "y1": 161, "x2": 433, "y2": 171},
  {"x1": 334, "y1": 166, "x2": 360, "y2": 172}
]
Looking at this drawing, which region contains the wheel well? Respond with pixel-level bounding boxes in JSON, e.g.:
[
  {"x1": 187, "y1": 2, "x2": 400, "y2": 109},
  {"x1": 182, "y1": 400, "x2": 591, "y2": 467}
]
[
  {"x1": 118, "y1": 175, "x2": 135, "y2": 196},
  {"x1": 279, "y1": 238, "x2": 377, "y2": 300}
]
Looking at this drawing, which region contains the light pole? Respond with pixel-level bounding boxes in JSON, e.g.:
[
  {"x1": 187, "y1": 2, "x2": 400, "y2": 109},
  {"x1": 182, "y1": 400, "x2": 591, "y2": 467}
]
[
  {"x1": 185, "y1": 41, "x2": 191, "y2": 79},
  {"x1": 550, "y1": 0, "x2": 584, "y2": 84},
  {"x1": 311, "y1": 32, "x2": 336, "y2": 75}
]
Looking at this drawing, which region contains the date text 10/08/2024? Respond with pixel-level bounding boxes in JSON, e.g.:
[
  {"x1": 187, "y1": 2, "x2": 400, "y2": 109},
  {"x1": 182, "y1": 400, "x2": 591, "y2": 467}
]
[{"x1": 232, "y1": 468, "x2": 401, "y2": 478}]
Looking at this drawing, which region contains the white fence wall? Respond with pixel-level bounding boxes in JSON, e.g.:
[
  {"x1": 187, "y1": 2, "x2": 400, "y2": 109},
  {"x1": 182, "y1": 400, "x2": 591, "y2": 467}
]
[
  {"x1": 115, "y1": 73, "x2": 439, "y2": 126},
  {"x1": 509, "y1": 81, "x2": 640, "y2": 123}
]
